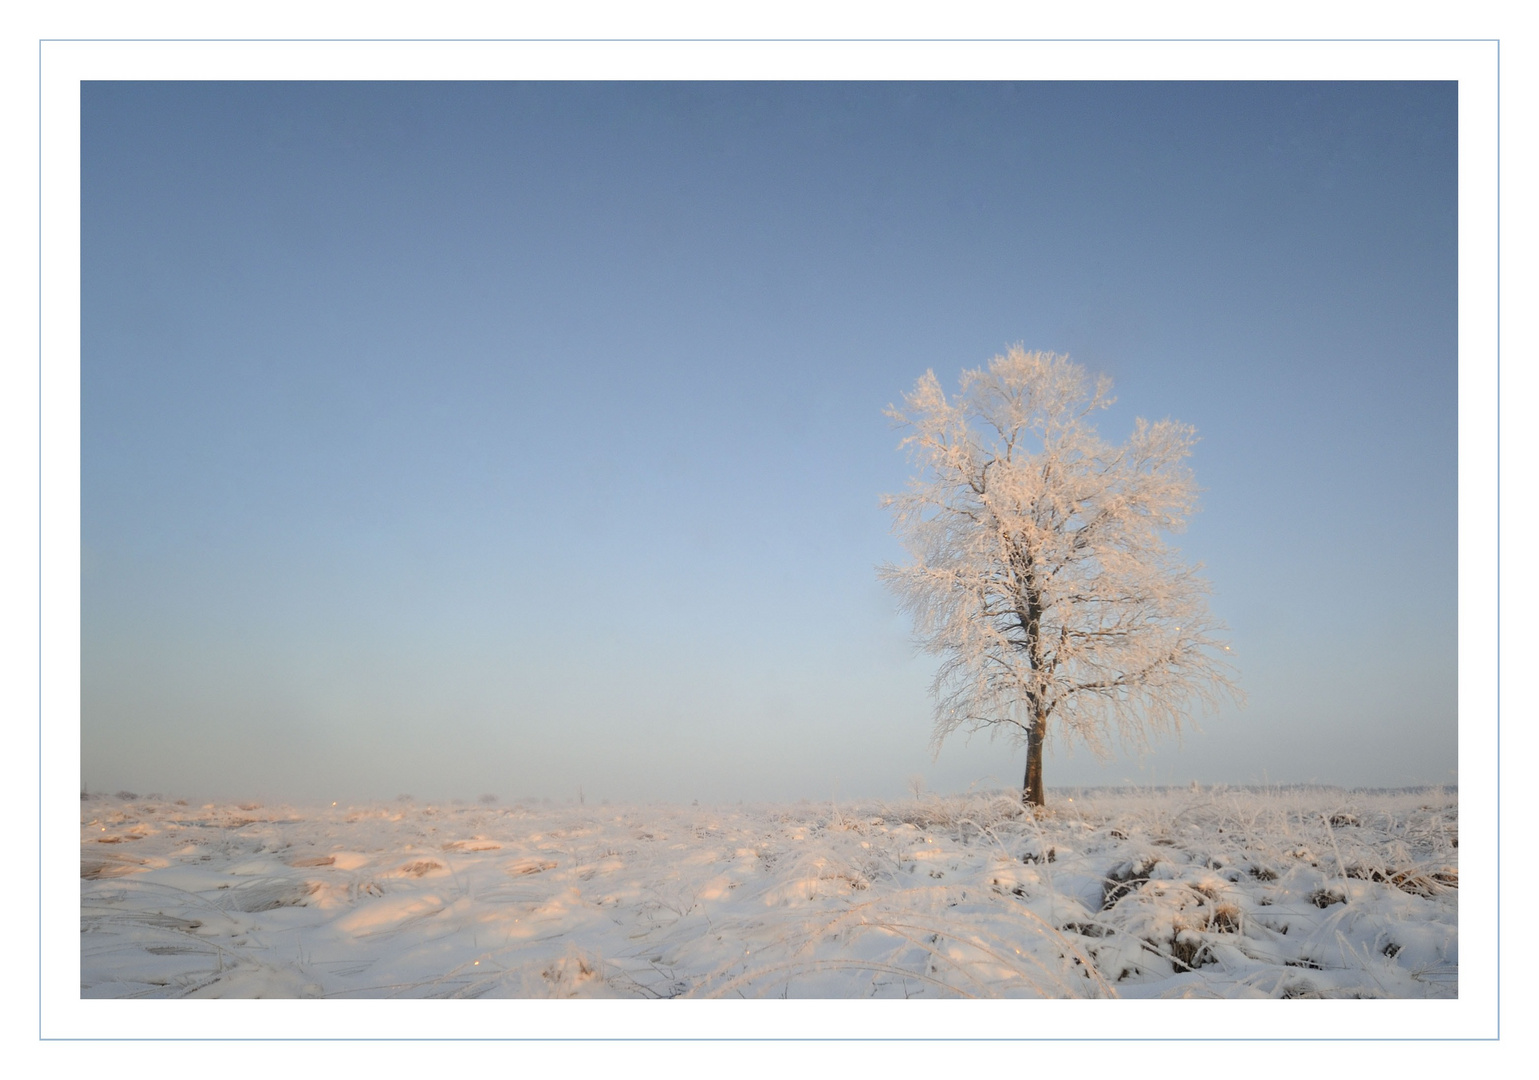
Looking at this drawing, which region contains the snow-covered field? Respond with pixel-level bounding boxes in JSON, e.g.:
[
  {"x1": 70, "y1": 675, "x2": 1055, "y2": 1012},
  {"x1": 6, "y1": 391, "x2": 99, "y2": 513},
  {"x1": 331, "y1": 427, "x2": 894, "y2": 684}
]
[{"x1": 80, "y1": 786, "x2": 1457, "y2": 1000}]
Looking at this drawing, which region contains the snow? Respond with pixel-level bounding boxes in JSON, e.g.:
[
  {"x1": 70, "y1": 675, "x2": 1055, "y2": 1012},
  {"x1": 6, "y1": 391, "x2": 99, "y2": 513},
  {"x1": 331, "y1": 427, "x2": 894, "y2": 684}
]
[{"x1": 80, "y1": 786, "x2": 1457, "y2": 1000}]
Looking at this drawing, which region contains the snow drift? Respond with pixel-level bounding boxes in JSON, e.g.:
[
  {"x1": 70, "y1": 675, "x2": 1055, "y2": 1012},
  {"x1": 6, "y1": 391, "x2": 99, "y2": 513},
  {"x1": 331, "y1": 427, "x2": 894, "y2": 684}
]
[{"x1": 80, "y1": 786, "x2": 1457, "y2": 999}]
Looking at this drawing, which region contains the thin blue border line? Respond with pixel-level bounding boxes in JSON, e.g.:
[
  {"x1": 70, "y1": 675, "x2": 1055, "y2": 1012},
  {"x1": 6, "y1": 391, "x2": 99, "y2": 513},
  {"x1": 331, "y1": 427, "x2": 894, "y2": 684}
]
[
  {"x1": 1493, "y1": 37, "x2": 1501, "y2": 1043},
  {"x1": 45, "y1": 40, "x2": 1489, "y2": 1040},
  {"x1": 36, "y1": 1037, "x2": 1500, "y2": 1043},
  {"x1": 39, "y1": 36, "x2": 1499, "y2": 42},
  {"x1": 37, "y1": 34, "x2": 44, "y2": 1047}
]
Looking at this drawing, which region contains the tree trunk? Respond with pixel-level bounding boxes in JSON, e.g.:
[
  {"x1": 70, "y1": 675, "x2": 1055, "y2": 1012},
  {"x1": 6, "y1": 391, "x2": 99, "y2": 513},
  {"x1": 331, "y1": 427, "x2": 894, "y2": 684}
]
[{"x1": 1022, "y1": 714, "x2": 1047, "y2": 808}]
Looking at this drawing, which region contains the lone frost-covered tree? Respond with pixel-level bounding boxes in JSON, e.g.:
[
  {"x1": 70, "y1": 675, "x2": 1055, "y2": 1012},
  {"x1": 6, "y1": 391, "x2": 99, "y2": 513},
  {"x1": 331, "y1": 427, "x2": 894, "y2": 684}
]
[{"x1": 881, "y1": 347, "x2": 1241, "y2": 808}]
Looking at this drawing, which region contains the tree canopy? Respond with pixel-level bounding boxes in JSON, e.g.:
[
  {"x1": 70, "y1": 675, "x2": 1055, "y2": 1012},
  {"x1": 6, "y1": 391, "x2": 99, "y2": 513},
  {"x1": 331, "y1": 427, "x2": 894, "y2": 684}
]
[{"x1": 881, "y1": 347, "x2": 1241, "y2": 805}]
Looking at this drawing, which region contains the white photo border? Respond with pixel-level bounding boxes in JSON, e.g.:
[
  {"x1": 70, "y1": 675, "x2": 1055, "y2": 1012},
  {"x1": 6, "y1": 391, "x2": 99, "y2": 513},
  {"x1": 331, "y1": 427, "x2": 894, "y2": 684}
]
[{"x1": 41, "y1": 37, "x2": 1498, "y2": 1041}]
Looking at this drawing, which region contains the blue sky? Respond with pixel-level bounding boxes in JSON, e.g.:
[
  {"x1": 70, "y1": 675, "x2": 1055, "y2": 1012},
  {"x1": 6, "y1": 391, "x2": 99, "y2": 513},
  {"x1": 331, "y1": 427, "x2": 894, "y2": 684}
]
[{"x1": 80, "y1": 81, "x2": 1457, "y2": 803}]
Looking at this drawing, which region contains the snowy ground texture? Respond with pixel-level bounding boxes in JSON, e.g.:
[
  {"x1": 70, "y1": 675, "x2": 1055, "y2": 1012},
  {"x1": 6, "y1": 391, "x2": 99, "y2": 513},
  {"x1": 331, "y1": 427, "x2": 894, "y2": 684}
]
[{"x1": 81, "y1": 786, "x2": 1457, "y2": 999}]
